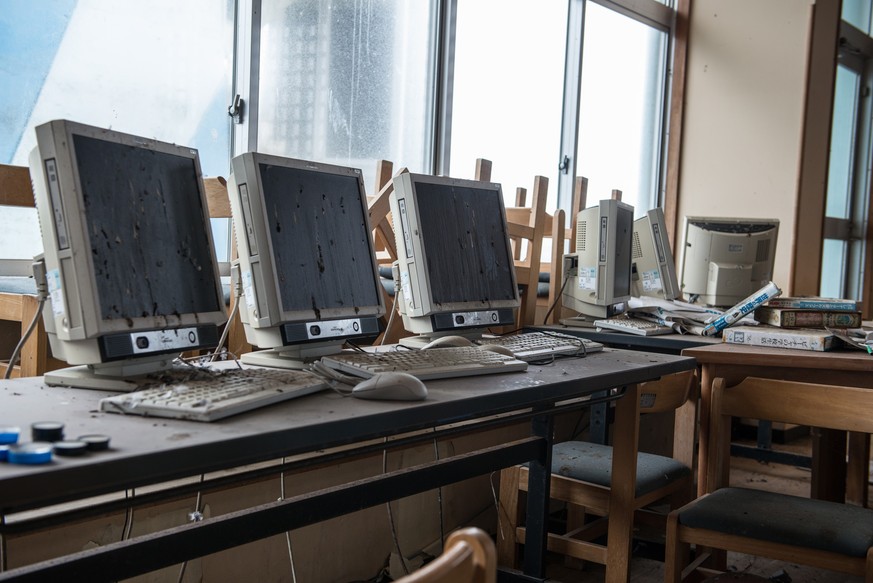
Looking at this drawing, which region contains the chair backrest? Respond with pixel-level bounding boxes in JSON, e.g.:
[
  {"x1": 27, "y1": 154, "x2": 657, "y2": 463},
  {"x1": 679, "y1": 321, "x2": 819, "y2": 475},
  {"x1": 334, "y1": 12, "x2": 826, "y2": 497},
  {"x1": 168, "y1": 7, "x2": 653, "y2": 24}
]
[
  {"x1": 0, "y1": 164, "x2": 37, "y2": 277},
  {"x1": 396, "y1": 527, "x2": 497, "y2": 583},
  {"x1": 706, "y1": 376, "x2": 873, "y2": 493},
  {"x1": 503, "y1": 176, "x2": 548, "y2": 327}
]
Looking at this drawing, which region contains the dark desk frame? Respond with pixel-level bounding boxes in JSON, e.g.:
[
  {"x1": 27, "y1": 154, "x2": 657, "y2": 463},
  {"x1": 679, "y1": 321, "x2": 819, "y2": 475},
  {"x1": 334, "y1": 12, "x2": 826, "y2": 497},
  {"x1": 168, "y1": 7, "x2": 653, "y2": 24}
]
[{"x1": 0, "y1": 349, "x2": 695, "y2": 583}]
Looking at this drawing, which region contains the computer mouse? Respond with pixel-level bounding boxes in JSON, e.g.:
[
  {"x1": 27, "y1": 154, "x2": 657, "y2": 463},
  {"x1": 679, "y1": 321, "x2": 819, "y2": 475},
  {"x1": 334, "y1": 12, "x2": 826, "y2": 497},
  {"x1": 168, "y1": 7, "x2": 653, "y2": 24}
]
[
  {"x1": 421, "y1": 335, "x2": 475, "y2": 349},
  {"x1": 478, "y1": 344, "x2": 514, "y2": 357},
  {"x1": 351, "y1": 372, "x2": 428, "y2": 401}
]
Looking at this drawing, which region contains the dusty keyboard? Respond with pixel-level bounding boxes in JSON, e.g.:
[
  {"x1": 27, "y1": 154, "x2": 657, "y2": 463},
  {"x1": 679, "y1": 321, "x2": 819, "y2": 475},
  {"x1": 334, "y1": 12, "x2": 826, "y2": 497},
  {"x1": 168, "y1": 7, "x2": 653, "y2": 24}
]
[
  {"x1": 594, "y1": 315, "x2": 674, "y2": 336},
  {"x1": 99, "y1": 367, "x2": 327, "y2": 422},
  {"x1": 319, "y1": 346, "x2": 528, "y2": 380},
  {"x1": 473, "y1": 332, "x2": 603, "y2": 361}
]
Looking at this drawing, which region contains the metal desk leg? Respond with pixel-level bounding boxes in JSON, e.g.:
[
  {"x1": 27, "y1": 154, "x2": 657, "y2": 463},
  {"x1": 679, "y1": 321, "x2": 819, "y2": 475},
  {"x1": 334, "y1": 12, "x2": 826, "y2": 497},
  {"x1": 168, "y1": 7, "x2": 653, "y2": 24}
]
[
  {"x1": 589, "y1": 391, "x2": 609, "y2": 444},
  {"x1": 522, "y1": 413, "x2": 554, "y2": 579}
]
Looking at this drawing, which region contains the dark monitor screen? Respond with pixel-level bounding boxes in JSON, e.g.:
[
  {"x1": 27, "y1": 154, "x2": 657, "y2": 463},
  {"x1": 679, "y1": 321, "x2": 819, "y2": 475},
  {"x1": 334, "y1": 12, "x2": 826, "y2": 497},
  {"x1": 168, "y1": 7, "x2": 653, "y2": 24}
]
[
  {"x1": 414, "y1": 181, "x2": 516, "y2": 306},
  {"x1": 74, "y1": 134, "x2": 222, "y2": 321},
  {"x1": 258, "y1": 163, "x2": 381, "y2": 316}
]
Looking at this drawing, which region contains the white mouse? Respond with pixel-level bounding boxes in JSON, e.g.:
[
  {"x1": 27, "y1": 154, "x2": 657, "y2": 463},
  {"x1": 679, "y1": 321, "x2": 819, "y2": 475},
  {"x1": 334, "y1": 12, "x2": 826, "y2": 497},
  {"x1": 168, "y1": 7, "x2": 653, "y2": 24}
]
[{"x1": 351, "y1": 372, "x2": 428, "y2": 401}]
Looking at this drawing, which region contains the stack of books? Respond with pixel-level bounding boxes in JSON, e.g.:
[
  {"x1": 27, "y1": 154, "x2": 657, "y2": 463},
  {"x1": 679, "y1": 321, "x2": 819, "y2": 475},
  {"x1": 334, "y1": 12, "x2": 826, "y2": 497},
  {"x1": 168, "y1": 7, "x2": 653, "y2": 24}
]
[{"x1": 723, "y1": 296, "x2": 861, "y2": 352}]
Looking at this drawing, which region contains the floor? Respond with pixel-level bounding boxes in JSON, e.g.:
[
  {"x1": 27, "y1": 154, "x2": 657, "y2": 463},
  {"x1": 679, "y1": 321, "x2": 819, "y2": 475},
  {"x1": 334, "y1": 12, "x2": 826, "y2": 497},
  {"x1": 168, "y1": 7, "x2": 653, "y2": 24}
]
[{"x1": 538, "y1": 433, "x2": 869, "y2": 583}]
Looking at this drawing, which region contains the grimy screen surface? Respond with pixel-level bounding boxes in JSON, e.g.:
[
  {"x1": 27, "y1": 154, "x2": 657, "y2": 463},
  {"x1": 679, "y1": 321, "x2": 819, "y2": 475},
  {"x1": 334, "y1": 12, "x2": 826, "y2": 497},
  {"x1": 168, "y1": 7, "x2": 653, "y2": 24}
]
[
  {"x1": 74, "y1": 135, "x2": 222, "y2": 322},
  {"x1": 414, "y1": 181, "x2": 516, "y2": 306},
  {"x1": 258, "y1": 163, "x2": 380, "y2": 318}
]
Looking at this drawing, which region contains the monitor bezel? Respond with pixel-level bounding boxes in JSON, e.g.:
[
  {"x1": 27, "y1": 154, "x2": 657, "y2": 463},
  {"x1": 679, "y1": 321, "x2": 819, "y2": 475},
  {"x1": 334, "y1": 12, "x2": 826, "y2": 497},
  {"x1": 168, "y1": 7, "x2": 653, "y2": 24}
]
[
  {"x1": 229, "y1": 152, "x2": 386, "y2": 330},
  {"x1": 31, "y1": 119, "x2": 227, "y2": 341},
  {"x1": 391, "y1": 172, "x2": 520, "y2": 319}
]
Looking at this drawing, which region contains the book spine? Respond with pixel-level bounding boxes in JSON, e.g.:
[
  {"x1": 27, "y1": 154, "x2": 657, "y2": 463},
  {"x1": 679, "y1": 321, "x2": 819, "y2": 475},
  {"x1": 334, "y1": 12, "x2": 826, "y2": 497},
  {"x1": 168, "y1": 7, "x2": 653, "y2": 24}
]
[
  {"x1": 702, "y1": 281, "x2": 782, "y2": 336},
  {"x1": 754, "y1": 309, "x2": 861, "y2": 328},
  {"x1": 723, "y1": 328, "x2": 833, "y2": 351},
  {"x1": 766, "y1": 299, "x2": 857, "y2": 311}
]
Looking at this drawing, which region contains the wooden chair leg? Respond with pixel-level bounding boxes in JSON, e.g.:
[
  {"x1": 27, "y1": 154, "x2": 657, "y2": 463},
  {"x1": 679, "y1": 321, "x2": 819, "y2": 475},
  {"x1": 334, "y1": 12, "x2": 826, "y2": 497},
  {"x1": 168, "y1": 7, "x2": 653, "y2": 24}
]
[
  {"x1": 664, "y1": 512, "x2": 685, "y2": 583},
  {"x1": 497, "y1": 466, "x2": 523, "y2": 569},
  {"x1": 564, "y1": 502, "x2": 588, "y2": 570}
]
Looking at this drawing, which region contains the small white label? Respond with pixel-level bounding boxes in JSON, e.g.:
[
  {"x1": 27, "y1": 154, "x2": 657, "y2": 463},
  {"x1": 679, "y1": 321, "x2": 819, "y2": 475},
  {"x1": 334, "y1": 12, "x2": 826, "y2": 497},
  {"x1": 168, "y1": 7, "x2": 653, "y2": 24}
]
[
  {"x1": 305, "y1": 318, "x2": 362, "y2": 339},
  {"x1": 131, "y1": 327, "x2": 200, "y2": 354},
  {"x1": 641, "y1": 269, "x2": 663, "y2": 292},
  {"x1": 47, "y1": 269, "x2": 65, "y2": 317},
  {"x1": 577, "y1": 267, "x2": 597, "y2": 291},
  {"x1": 728, "y1": 243, "x2": 744, "y2": 253},
  {"x1": 242, "y1": 271, "x2": 256, "y2": 311},
  {"x1": 400, "y1": 270, "x2": 413, "y2": 307}
]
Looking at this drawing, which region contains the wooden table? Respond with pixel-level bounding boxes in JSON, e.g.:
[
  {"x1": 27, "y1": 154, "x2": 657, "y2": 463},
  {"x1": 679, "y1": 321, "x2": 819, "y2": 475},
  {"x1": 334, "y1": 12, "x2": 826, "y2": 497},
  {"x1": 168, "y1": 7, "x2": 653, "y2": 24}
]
[
  {"x1": 682, "y1": 344, "x2": 873, "y2": 504},
  {"x1": 0, "y1": 348, "x2": 695, "y2": 582}
]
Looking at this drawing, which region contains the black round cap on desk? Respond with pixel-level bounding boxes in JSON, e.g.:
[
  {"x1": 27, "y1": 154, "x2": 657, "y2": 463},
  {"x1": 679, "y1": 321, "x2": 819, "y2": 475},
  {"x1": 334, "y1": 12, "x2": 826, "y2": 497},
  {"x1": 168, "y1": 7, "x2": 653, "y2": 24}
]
[
  {"x1": 77, "y1": 434, "x2": 111, "y2": 451},
  {"x1": 53, "y1": 440, "x2": 89, "y2": 457},
  {"x1": 32, "y1": 421, "x2": 64, "y2": 442}
]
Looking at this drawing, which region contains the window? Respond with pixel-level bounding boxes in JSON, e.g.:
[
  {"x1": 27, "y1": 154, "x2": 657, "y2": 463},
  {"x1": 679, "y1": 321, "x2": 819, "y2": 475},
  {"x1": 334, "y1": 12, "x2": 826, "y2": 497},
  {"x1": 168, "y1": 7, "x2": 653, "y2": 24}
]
[
  {"x1": 0, "y1": 0, "x2": 234, "y2": 269},
  {"x1": 821, "y1": 21, "x2": 872, "y2": 303},
  {"x1": 448, "y1": 0, "x2": 567, "y2": 207},
  {"x1": 252, "y1": 0, "x2": 438, "y2": 190}
]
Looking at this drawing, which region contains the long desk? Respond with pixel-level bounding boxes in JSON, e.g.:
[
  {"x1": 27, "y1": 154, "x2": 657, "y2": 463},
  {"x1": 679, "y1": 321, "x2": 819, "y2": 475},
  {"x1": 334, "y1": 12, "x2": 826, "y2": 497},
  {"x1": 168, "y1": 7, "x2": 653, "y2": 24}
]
[
  {"x1": 0, "y1": 348, "x2": 695, "y2": 582},
  {"x1": 682, "y1": 343, "x2": 873, "y2": 505}
]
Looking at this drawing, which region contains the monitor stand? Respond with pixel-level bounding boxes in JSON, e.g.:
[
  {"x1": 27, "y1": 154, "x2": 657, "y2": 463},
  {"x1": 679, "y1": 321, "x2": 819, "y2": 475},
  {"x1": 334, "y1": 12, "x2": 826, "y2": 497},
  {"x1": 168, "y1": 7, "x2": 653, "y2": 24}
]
[
  {"x1": 559, "y1": 301, "x2": 627, "y2": 329},
  {"x1": 399, "y1": 331, "x2": 484, "y2": 350},
  {"x1": 44, "y1": 356, "x2": 192, "y2": 392},
  {"x1": 240, "y1": 342, "x2": 344, "y2": 370},
  {"x1": 559, "y1": 315, "x2": 599, "y2": 328}
]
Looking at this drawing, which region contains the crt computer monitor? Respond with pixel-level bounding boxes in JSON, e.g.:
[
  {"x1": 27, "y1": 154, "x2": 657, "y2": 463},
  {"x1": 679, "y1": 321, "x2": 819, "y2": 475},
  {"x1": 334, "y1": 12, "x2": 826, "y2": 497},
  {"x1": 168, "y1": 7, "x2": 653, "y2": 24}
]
[
  {"x1": 631, "y1": 207, "x2": 680, "y2": 300},
  {"x1": 227, "y1": 153, "x2": 385, "y2": 368},
  {"x1": 561, "y1": 198, "x2": 635, "y2": 323},
  {"x1": 29, "y1": 119, "x2": 227, "y2": 390},
  {"x1": 390, "y1": 173, "x2": 519, "y2": 348},
  {"x1": 679, "y1": 216, "x2": 779, "y2": 307}
]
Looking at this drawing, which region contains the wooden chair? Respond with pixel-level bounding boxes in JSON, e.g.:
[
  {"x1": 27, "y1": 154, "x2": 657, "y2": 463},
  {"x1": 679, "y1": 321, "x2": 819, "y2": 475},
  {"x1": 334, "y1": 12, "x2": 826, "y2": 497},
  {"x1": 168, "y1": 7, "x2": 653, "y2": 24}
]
[
  {"x1": 203, "y1": 176, "x2": 251, "y2": 358},
  {"x1": 396, "y1": 527, "x2": 497, "y2": 583},
  {"x1": 498, "y1": 369, "x2": 697, "y2": 579},
  {"x1": 502, "y1": 175, "x2": 548, "y2": 327},
  {"x1": 664, "y1": 376, "x2": 873, "y2": 582},
  {"x1": 0, "y1": 164, "x2": 63, "y2": 378}
]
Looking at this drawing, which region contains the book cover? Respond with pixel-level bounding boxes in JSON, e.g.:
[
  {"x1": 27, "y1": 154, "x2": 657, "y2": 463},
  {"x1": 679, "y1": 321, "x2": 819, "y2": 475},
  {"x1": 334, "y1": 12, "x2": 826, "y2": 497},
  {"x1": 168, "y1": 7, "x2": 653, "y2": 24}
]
[
  {"x1": 764, "y1": 296, "x2": 859, "y2": 312},
  {"x1": 753, "y1": 307, "x2": 862, "y2": 328},
  {"x1": 701, "y1": 281, "x2": 781, "y2": 336},
  {"x1": 722, "y1": 326, "x2": 836, "y2": 351}
]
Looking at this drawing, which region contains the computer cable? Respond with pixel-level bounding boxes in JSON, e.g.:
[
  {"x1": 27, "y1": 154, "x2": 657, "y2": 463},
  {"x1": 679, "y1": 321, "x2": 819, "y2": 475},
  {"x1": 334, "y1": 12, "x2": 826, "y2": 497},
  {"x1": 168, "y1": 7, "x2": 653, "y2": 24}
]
[
  {"x1": 176, "y1": 474, "x2": 205, "y2": 583},
  {"x1": 209, "y1": 261, "x2": 243, "y2": 363},
  {"x1": 4, "y1": 260, "x2": 48, "y2": 380},
  {"x1": 541, "y1": 265, "x2": 573, "y2": 326},
  {"x1": 121, "y1": 488, "x2": 136, "y2": 542},
  {"x1": 432, "y1": 435, "x2": 445, "y2": 551},
  {"x1": 383, "y1": 440, "x2": 410, "y2": 575},
  {"x1": 280, "y1": 458, "x2": 299, "y2": 583},
  {"x1": 379, "y1": 279, "x2": 401, "y2": 347}
]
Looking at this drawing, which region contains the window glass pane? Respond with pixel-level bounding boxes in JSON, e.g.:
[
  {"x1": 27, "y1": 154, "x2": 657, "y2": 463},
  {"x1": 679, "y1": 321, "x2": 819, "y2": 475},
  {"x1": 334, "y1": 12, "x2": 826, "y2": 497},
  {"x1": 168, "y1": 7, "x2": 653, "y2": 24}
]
[
  {"x1": 0, "y1": 0, "x2": 234, "y2": 262},
  {"x1": 827, "y1": 64, "x2": 859, "y2": 220},
  {"x1": 843, "y1": 0, "x2": 872, "y2": 35},
  {"x1": 257, "y1": 0, "x2": 437, "y2": 191},
  {"x1": 576, "y1": 3, "x2": 668, "y2": 217},
  {"x1": 449, "y1": 0, "x2": 567, "y2": 208},
  {"x1": 820, "y1": 238, "x2": 848, "y2": 298}
]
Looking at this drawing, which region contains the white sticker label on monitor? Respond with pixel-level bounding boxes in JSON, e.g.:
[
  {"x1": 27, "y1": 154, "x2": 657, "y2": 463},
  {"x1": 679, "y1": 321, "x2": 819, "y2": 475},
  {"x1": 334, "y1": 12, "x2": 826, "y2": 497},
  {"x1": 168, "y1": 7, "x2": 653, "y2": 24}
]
[
  {"x1": 305, "y1": 318, "x2": 363, "y2": 340},
  {"x1": 577, "y1": 267, "x2": 597, "y2": 291},
  {"x1": 641, "y1": 269, "x2": 663, "y2": 291},
  {"x1": 401, "y1": 271, "x2": 413, "y2": 307},
  {"x1": 242, "y1": 271, "x2": 256, "y2": 311},
  {"x1": 728, "y1": 243, "x2": 744, "y2": 253},
  {"x1": 46, "y1": 269, "x2": 65, "y2": 317},
  {"x1": 131, "y1": 327, "x2": 200, "y2": 354}
]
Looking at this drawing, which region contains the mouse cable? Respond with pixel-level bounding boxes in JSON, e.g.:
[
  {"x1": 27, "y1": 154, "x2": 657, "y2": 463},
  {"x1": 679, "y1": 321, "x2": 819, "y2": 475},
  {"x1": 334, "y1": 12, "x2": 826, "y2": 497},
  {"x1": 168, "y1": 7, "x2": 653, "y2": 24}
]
[{"x1": 307, "y1": 361, "x2": 360, "y2": 396}]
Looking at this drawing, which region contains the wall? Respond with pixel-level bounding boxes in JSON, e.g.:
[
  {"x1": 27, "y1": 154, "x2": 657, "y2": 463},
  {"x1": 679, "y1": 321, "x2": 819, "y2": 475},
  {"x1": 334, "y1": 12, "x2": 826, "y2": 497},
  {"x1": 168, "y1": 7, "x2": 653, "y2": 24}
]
[{"x1": 677, "y1": 0, "x2": 814, "y2": 294}]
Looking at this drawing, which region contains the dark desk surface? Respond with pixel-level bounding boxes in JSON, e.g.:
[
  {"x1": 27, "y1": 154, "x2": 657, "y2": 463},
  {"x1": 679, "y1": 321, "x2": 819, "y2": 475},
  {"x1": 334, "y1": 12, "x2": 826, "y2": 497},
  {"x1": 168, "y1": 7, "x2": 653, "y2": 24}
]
[
  {"x1": 0, "y1": 348, "x2": 696, "y2": 515},
  {"x1": 534, "y1": 324, "x2": 721, "y2": 354}
]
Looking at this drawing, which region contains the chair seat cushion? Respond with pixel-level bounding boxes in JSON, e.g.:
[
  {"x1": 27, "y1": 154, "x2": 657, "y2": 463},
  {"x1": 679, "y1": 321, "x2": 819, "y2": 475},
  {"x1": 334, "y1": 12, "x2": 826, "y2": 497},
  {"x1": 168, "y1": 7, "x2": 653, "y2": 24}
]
[
  {"x1": 551, "y1": 441, "x2": 690, "y2": 497},
  {"x1": 678, "y1": 487, "x2": 873, "y2": 557},
  {"x1": 0, "y1": 276, "x2": 37, "y2": 295}
]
